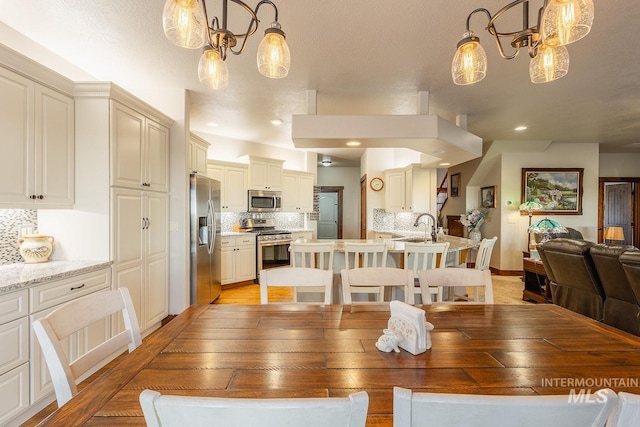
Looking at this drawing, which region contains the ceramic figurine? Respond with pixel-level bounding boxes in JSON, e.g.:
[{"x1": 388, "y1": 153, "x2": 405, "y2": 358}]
[{"x1": 375, "y1": 328, "x2": 403, "y2": 353}]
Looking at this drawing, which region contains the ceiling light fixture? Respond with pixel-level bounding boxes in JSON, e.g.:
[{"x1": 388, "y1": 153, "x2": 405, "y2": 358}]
[
  {"x1": 346, "y1": 141, "x2": 361, "y2": 146},
  {"x1": 515, "y1": 125, "x2": 528, "y2": 131},
  {"x1": 270, "y1": 118, "x2": 283, "y2": 125},
  {"x1": 162, "y1": 0, "x2": 290, "y2": 90},
  {"x1": 321, "y1": 160, "x2": 332, "y2": 167},
  {"x1": 452, "y1": 0, "x2": 594, "y2": 85}
]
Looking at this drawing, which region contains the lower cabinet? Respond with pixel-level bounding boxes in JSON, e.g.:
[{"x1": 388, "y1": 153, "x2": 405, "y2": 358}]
[{"x1": 221, "y1": 235, "x2": 256, "y2": 285}]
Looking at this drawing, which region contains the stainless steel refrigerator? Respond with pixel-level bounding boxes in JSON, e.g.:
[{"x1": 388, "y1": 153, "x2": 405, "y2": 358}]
[{"x1": 190, "y1": 174, "x2": 221, "y2": 304}]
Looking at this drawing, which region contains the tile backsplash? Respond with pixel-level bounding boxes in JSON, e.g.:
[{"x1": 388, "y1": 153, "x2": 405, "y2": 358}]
[
  {"x1": 221, "y1": 212, "x2": 306, "y2": 232},
  {"x1": 0, "y1": 209, "x2": 37, "y2": 265},
  {"x1": 372, "y1": 209, "x2": 435, "y2": 232}
]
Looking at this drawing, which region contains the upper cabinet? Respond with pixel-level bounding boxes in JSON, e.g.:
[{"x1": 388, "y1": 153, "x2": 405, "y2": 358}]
[
  {"x1": 282, "y1": 170, "x2": 314, "y2": 213},
  {"x1": 207, "y1": 160, "x2": 248, "y2": 212},
  {"x1": 188, "y1": 133, "x2": 210, "y2": 175},
  {"x1": 248, "y1": 156, "x2": 284, "y2": 190},
  {"x1": 0, "y1": 67, "x2": 74, "y2": 208},
  {"x1": 111, "y1": 101, "x2": 169, "y2": 192},
  {"x1": 384, "y1": 165, "x2": 437, "y2": 213}
]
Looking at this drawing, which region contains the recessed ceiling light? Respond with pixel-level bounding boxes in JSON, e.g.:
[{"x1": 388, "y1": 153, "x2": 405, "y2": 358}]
[
  {"x1": 346, "y1": 141, "x2": 361, "y2": 146},
  {"x1": 321, "y1": 160, "x2": 332, "y2": 166},
  {"x1": 270, "y1": 118, "x2": 283, "y2": 125},
  {"x1": 439, "y1": 162, "x2": 451, "y2": 166},
  {"x1": 207, "y1": 122, "x2": 218, "y2": 127},
  {"x1": 432, "y1": 150, "x2": 446, "y2": 154},
  {"x1": 515, "y1": 125, "x2": 527, "y2": 131}
]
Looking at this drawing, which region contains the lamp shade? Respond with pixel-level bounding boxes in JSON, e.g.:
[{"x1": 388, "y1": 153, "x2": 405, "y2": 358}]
[
  {"x1": 198, "y1": 48, "x2": 229, "y2": 89},
  {"x1": 162, "y1": 0, "x2": 207, "y2": 49},
  {"x1": 604, "y1": 226, "x2": 624, "y2": 242},
  {"x1": 529, "y1": 218, "x2": 568, "y2": 234},
  {"x1": 541, "y1": 0, "x2": 594, "y2": 47},
  {"x1": 257, "y1": 24, "x2": 290, "y2": 79},
  {"x1": 519, "y1": 201, "x2": 544, "y2": 213},
  {"x1": 452, "y1": 32, "x2": 487, "y2": 85},
  {"x1": 530, "y1": 44, "x2": 570, "y2": 84}
]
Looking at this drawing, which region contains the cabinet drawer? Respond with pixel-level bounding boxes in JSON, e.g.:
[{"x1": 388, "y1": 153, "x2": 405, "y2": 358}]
[
  {"x1": 0, "y1": 289, "x2": 28, "y2": 325},
  {"x1": 0, "y1": 363, "x2": 29, "y2": 426},
  {"x1": 236, "y1": 235, "x2": 256, "y2": 247},
  {"x1": 220, "y1": 236, "x2": 235, "y2": 247},
  {"x1": 0, "y1": 317, "x2": 29, "y2": 374},
  {"x1": 30, "y1": 269, "x2": 111, "y2": 313}
]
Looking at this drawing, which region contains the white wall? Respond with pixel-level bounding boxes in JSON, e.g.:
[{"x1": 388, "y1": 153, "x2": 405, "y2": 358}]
[
  {"x1": 599, "y1": 153, "x2": 640, "y2": 177},
  {"x1": 317, "y1": 167, "x2": 361, "y2": 238}
]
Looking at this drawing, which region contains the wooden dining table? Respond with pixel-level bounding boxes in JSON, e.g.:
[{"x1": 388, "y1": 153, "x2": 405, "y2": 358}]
[{"x1": 39, "y1": 303, "x2": 640, "y2": 426}]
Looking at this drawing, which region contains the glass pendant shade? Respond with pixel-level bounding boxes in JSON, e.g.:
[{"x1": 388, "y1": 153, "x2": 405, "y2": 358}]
[
  {"x1": 257, "y1": 25, "x2": 291, "y2": 79},
  {"x1": 529, "y1": 44, "x2": 569, "y2": 83},
  {"x1": 162, "y1": 0, "x2": 207, "y2": 49},
  {"x1": 452, "y1": 33, "x2": 487, "y2": 85},
  {"x1": 198, "y1": 49, "x2": 229, "y2": 89},
  {"x1": 541, "y1": 0, "x2": 594, "y2": 46}
]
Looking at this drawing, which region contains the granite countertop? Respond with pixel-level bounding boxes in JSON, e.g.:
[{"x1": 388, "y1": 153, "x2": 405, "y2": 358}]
[
  {"x1": 292, "y1": 236, "x2": 476, "y2": 253},
  {"x1": 0, "y1": 260, "x2": 113, "y2": 295}
]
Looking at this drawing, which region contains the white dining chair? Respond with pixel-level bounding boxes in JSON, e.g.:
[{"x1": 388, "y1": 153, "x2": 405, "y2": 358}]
[
  {"x1": 393, "y1": 387, "x2": 617, "y2": 427},
  {"x1": 32, "y1": 287, "x2": 141, "y2": 407},
  {"x1": 341, "y1": 267, "x2": 414, "y2": 304},
  {"x1": 289, "y1": 241, "x2": 335, "y2": 270},
  {"x1": 475, "y1": 236, "x2": 498, "y2": 271},
  {"x1": 403, "y1": 242, "x2": 449, "y2": 303},
  {"x1": 417, "y1": 268, "x2": 494, "y2": 304},
  {"x1": 260, "y1": 266, "x2": 334, "y2": 304},
  {"x1": 607, "y1": 391, "x2": 640, "y2": 427},
  {"x1": 139, "y1": 389, "x2": 369, "y2": 427},
  {"x1": 344, "y1": 241, "x2": 388, "y2": 269}
]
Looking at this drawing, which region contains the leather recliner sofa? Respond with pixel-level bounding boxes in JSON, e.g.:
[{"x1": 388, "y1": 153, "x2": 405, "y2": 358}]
[
  {"x1": 537, "y1": 239, "x2": 605, "y2": 321},
  {"x1": 620, "y1": 252, "x2": 640, "y2": 318},
  {"x1": 590, "y1": 244, "x2": 640, "y2": 335}
]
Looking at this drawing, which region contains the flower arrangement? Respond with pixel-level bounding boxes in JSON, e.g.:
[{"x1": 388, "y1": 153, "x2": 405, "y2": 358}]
[{"x1": 460, "y1": 208, "x2": 488, "y2": 231}]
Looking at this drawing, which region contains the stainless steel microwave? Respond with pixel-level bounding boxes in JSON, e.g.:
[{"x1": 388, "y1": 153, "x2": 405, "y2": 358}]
[{"x1": 248, "y1": 190, "x2": 282, "y2": 212}]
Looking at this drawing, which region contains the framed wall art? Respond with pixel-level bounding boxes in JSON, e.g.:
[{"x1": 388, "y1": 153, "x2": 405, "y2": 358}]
[
  {"x1": 521, "y1": 168, "x2": 584, "y2": 215},
  {"x1": 450, "y1": 173, "x2": 460, "y2": 197},
  {"x1": 481, "y1": 185, "x2": 496, "y2": 208}
]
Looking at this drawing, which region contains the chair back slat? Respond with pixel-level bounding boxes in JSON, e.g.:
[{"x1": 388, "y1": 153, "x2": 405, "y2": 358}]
[{"x1": 344, "y1": 242, "x2": 387, "y2": 269}]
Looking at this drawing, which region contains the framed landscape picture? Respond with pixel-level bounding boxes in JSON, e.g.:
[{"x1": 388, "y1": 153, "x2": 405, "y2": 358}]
[
  {"x1": 521, "y1": 168, "x2": 584, "y2": 215},
  {"x1": 450, "y1": 173, "x2": 460, "y2": 197},
  {"x1": 481, "y1": 185, "x2": 496, "y2": 208}
]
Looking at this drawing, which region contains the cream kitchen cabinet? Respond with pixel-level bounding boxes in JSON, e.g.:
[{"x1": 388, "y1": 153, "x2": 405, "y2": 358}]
[
  {"x1": 384, "y1": 165, "x2": 436, "y2": 213},
  {"x1": 282, "y1": 171, "x2": 314, "y2": 213},
  {"x1": 29, "y1": 268, "x2": 111, "y2": 404},
  {"x1": 0, "y1": 66, "x2": 74, "y2": 208},
  {"x1": 111, "y1": 188, "x2": 169, "y2": 333},
  {"x1": 248, "y1": 156, "x2": 284, "y2": 190},
  {"x1": 291, "y1": 231, "x2": 313, "y2": 241},
  {"x1": 221, "y1": 235, "x2": 256, "y2": 285},
  {"x1": 188, "y1": 133, "x2": 210, "y2": 175},
  {"x1": 111, "y1": 101, "x2": 169, "y2": 192},
  {"x1": 207, "y1": 160, "x2": 248, "y2": 212},
  {"x1": 0, "y1": 289, "x2": 29, "y2": 425}
]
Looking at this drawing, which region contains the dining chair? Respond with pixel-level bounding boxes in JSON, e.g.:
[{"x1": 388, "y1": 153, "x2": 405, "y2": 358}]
[
  {"x1": 607, "y1": 391, "x2": 640, "y2": 427},
  {"x1": 32, "y1": 287, "x2": 141, "y2": 407},
  {"x1": 344, "y1": 241, "x2": 388, "y2": 269},
  {"x1": 448, "y1": 236, "x2": 498, "y2": 302},
  {"x1": 417, "y1": 268, "x2": 494, "y2": 304},
  {"x1": 260, "y1": 266, "x2": 334, "y2": 304},
  {"x1": 289, "y1": 241, "x2": 335, "y2": 270},
  {"x1": 139, "y1": 389, "x2": 369, "y2": 427},
  {"x1": 403, "y1": 242, "x2": 449, "y2": 303},
  {"x1": 341, "y1": 267, "x2": 414, "y2": 304},
  {"x1": 393, "y1": 387, "x2": 617, "y2": 427}
]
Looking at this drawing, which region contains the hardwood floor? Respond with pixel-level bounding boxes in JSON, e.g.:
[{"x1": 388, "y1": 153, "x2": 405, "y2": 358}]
[{"x1": 21, "y1": 274, "x2": 529, "y2": 426}]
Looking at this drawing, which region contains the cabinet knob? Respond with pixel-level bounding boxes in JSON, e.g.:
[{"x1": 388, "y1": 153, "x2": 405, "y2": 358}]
[
  {"x1": 29, "y1": 195, "x2": 37, "y2": 199},
  {"x1": 38, "y1": 195, "x2": 44, "y2": 199}
]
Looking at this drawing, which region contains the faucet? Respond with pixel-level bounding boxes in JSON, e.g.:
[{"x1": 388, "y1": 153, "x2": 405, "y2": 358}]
[{"x1": 413, "y1": 213, "x2": 438, "y2": 243}]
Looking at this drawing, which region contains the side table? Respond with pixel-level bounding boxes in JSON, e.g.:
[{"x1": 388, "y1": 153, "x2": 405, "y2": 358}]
[{"x1": 522, "y1": 257, "x2": 552, "y2": 303}]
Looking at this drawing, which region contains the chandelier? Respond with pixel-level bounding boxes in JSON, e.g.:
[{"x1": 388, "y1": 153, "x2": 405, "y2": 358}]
[
  {"x1": 452, "y1": 0, "x2": 594, "y2": 85},
  {"x1": 162, "y1": 0, "x2": 290, "y2": 89}
]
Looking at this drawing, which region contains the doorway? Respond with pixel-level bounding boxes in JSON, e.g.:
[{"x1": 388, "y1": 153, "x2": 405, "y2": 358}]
[
  {"x1": 598, "y1": 178, "x2": 640, "y2": 246},
  {"x1": 360, "y1": 175, "x2": 367, "y2": 239},
  {"x1": 318, "y1": 186, "x2": 343, "y2": 239}
]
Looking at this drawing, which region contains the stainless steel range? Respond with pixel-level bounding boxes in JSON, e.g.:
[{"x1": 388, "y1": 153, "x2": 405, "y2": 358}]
[{"x1": 240, "y1": 218, "x2": 291, "y2": 277}]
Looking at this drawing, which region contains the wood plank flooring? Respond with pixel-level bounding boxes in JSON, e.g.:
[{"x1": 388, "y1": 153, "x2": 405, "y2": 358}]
[{"x1": 20, "y1": 274, "x2": 528, "y2": 426}]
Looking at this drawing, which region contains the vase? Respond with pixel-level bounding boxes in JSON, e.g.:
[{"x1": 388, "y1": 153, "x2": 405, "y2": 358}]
[
  {"x1": 469, "y1": 228, "x2": 482, "y2": 243},
  {"x1": 17, "y1": 235, "x2": 54, "y2": 263}
]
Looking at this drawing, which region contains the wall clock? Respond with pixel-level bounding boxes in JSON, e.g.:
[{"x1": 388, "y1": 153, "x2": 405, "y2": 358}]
[{"x1": 370, "y1": 177, "x2": 384, "y2": 191}]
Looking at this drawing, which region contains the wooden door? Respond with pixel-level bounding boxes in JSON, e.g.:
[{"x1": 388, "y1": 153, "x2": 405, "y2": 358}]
[{"x1": 599, "y1": 178, "x2": 639, "y2": 246}]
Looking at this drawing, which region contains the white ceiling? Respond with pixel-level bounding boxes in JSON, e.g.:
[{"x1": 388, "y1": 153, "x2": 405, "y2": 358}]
[{"x1": 1, "y1": 0, "x2": 639, "y2": 168}]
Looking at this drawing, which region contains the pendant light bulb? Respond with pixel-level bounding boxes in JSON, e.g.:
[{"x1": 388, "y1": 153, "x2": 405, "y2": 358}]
[
  {"x1": 541, "y1": 0, "x2": 594, "y2": 46},
  {"x1": 530, "y1": 44, "x2": 570, "y2": 84},
  {"x1": 162, "y1": 0, "x2": 207, "y2": 49},
  {"x1": 198, "y1": 48, "x2": 229, "y2": 89},
  {"x1": 452, "y1": 32, "x2": 487, "y2": 85},
  {"x1": 257, "y1": 22, "x2": 291, "y2": 79}
]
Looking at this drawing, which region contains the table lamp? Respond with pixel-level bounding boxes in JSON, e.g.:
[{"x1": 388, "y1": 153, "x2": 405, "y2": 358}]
[
  {"x1": 529, "y1": 218, "x2": 568, "y2": 244},
  {"x1": 519, "y1": 201, "x2": 544, "y2": 250},
  {"x1": 604, "y1": 226, "x2": 624, "y2": 244}
]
